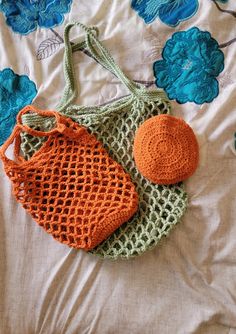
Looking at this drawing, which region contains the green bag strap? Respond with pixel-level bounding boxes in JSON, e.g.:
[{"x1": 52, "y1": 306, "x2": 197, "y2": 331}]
[{"x1": 56, "y1": 22, "x2": 161, "y2": 112}]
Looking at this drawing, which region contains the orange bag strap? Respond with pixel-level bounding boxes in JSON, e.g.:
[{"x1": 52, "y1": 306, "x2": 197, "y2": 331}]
[{"x1": 0, "y1": 105, "x2": 65, "y2": 165}]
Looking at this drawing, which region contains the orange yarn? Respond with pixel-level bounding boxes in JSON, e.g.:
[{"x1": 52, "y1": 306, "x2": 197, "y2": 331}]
[
  {"x1": 0, "y1": 106, "x2": 138, "y2": 250},
  {"x1": 133, "y1": 115, "x2": 199, "y2": 185}
]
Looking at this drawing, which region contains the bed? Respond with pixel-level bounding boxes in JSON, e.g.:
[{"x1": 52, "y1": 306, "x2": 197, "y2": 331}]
[{"x1": 0, "y1": 1, "x2": 236, "y2": 333}]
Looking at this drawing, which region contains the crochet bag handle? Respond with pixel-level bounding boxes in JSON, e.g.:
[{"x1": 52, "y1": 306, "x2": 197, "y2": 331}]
[
  {"x1": 0, "y1": 106, "x2": 64, "y2": 166},
  {"x1": 57, "y1": 22, "x2": 147, "y2": 111}
]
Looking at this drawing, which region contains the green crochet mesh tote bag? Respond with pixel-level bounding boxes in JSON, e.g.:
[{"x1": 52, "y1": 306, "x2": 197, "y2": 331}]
[{"x1": 20, "y1": 22, "x2": 188, "y2": 259}]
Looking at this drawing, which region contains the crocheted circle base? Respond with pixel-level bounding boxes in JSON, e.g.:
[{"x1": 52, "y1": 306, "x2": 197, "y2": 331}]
[{"x1": 133, "y1": 115, "x2": 199, "y2": 185}]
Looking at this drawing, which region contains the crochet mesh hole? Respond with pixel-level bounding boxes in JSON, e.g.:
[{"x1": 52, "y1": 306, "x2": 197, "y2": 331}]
[{"x1": 69, "y1": 226, "x2": 74, "y2": 233}]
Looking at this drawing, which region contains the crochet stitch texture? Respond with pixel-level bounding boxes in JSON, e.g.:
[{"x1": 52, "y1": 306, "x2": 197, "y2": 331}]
[
  {"x1": 133, "y1": 115, "x2": 199, "y2": 184},
  {"x1": 20, "y1": 22, "x2": 188, "y2": 259},
  {"x1": 0, "y1": 106, "x2": 138, "y2": 250}
]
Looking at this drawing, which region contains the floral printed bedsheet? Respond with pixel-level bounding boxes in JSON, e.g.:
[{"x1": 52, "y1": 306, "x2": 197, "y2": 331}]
[{"x1": 0, "y1": 1, "x2": 236, "y2": 333}]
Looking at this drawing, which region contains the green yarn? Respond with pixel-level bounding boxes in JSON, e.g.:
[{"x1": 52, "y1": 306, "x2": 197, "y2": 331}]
[{"x1": 21, "y1": 22, "x2": 188, "y2": 259}]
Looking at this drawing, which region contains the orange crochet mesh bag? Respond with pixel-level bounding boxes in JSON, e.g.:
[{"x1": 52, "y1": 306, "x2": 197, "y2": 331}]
[
  {"x1": 133, "y1": 114, "x2": 199, "y2": 185},
  {"x1": 0, "y1": 105, "x2": 138, "y2": 250}
]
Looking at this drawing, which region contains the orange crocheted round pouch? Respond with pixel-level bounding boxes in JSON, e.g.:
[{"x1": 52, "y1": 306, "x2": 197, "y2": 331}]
[{"x1": 133, "y1": 115, "x2": 199, "y2": 185}]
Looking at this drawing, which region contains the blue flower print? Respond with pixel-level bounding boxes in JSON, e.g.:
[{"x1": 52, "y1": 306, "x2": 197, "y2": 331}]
[
  {"x1": 153, "y1": 27, "x2": 224, "y2": 104},
  {"x1": 0, "y1": 0, "x2": 73, "y2": 35},
  {"x1": 0, "y1": 68, "x2": 37, "y2": 146},
  {"x1": 131, "y1": 0, "x2": 199, "y2": 26}
]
